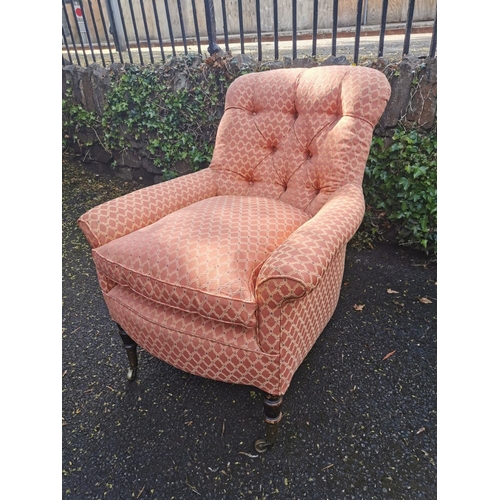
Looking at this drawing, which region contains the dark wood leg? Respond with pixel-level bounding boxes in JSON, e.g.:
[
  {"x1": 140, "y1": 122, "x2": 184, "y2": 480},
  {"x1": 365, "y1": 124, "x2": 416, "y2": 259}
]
[
  {"x1": 254, "y1": 393, "x2": 283, "y2": 453},
  {"x1": 117, "y1": 324, "x2": 138, "y2": 381}
]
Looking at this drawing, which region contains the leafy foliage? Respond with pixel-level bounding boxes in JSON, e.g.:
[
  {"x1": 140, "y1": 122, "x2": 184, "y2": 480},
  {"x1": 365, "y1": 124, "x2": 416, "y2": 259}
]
[
  {"x1": 363, "y1": 127, "x2": 437, "y2": 256},
  {"x1": 103, "y1": 63, "x2": 219, "y2": 177},
  {"x1": 62, "y1": 87, "x2": 99, "y2": 150},
  {"x1": 64, "y1": 54, "x2": 244, "y2": 179}
]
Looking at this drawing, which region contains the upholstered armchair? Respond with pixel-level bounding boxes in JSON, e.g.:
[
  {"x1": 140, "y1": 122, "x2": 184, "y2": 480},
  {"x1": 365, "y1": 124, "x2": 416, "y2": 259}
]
[{"x1": 78, "y1": 65, "x2": 391, "y2": 452}]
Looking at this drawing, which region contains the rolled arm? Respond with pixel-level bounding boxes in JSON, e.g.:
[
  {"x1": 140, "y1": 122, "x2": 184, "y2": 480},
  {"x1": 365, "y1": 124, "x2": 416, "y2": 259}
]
[
  {"x1": 77, "y1": 168, "x2": 216, "y2": 249},
  {"x1": 256, "y1": 183, "x2": 365, "y2": 302}
]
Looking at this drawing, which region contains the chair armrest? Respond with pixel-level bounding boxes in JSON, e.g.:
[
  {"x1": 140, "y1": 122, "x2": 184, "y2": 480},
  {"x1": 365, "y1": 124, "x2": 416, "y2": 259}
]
[
  {"x1": 77, "y1": 168, "x2": 216, "y2": 249},
  {"x1": 256, "y1": 183, "x2": 365, "y2": 302}
]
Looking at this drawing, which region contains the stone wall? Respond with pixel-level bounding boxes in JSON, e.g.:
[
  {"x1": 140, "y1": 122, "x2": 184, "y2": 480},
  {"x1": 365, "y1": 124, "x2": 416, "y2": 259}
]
[{"x1": 62, "y1": 53, "x2": 437, "y2": 185}]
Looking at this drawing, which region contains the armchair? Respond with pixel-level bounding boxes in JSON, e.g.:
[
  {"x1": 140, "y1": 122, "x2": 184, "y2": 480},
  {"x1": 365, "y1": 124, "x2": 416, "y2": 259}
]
[{"x1": 78, "y1": 65, "x2": 391, "y2": 452}]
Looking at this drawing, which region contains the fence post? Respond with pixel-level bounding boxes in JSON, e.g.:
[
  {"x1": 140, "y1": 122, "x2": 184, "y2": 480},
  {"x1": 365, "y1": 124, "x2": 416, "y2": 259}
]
[
  {"x1": 203, "y1": 0, "x2": 220, "y2": 54},
  {"x1": 105, "y1": 0, "x2": 126, "y2": 52},
  {"x1": 403, "y1": 0, "x2": 416, "y2": 56}
]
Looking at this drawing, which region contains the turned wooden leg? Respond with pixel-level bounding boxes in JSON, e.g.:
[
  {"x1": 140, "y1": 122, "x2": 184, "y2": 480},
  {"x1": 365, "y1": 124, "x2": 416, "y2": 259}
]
[
  {"x1": 254, "y1": 393, "x2": 283, "y2": 453},
  {"x1": 117, "y1": 324, "x2": 138, "y2": 381}
]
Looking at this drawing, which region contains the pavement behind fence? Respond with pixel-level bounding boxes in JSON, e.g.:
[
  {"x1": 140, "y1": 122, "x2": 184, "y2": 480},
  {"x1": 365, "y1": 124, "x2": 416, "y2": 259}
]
[{"x1": 65, "y1": 23, "x2": 435, "y2": 67}]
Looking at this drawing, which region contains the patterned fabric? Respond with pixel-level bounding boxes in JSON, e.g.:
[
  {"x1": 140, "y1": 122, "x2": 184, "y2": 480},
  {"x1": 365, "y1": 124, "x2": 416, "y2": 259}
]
[
  {"x1": 78, "y1": 168, "x2": 216, "y2": 249},
  {"x1": 101, "y1": 248, "x2": 345, "y2": 396},
  {"x1": 103, "y1": 285, "x2": 282, "y2": 393},
  {"x1": 256, "y1": 183, "x2": 365, "y2": 298},
  {"x1": 210, "y1": 66, "x2": 391, "y2": 216},
  {"x1": 78, "y1": 66, "x2": 391, "y2": 397},
  {"x1": 255, "y1": 184, "x2": 365, "y2": 362},
  {"x1": 92, "y1": 195, "x2": 310, "y2": 328}
]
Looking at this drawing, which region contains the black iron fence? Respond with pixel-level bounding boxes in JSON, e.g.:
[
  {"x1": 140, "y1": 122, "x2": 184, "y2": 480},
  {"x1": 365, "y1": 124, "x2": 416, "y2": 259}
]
[{"x1": 62, "y1": 0, "x2": 437, "y2": 67}]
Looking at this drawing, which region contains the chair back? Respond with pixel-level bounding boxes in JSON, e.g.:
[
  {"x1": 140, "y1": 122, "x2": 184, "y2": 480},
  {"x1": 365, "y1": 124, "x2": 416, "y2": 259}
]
[{"x1": 210, "y1": 66, "x2": 391, "y2": 216}]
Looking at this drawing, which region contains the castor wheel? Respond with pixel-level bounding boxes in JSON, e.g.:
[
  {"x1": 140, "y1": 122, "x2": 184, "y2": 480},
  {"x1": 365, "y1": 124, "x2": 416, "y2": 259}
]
[
  {"x1": 254, "y1": 438, "x2": 273, "y2": 454},
  {"x1": 118, "y1": 325, "x2": 139, "y2": 382},
  {"x1": 127, "y1": 367, "x2": 137, "y2": 381},
  {"x1": 255, "y1": 393, "x2": 283, "y2": 452}
]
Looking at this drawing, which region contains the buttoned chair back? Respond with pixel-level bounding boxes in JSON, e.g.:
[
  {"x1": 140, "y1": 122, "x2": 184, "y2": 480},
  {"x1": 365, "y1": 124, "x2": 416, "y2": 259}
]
[{"x1": 211, "y1": 66, "x2": 389, "y2": 216}]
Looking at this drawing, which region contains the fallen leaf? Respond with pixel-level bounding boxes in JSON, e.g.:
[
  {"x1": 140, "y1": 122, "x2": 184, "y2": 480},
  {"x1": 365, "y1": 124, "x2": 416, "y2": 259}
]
[
  {"x1": 185, "y1": 478, "x2": 201, "y2": 495},
  {"x1": 238, "y1": 451, "x2": 258, "y2": 458},
  {"x1": 320, "y1": 463, "x2": 335, "y2": 471},
  {"x1": 382, "y1": 350, "x2": 396, "y2": 361},
  {"x1": 353, "y1": 304, "x2": 365, "y2": 311},
  {"x1": 387, "y1": 288, "x2": 399, "y2": 294},
  {"x1": 419, "y1": 297, "x2": 432, "y2": 304}
]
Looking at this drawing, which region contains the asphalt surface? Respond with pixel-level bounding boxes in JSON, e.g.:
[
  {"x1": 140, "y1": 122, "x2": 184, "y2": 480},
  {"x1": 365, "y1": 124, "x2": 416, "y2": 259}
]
[{"x1": 62, "y1": 158, "x2": 437, "y2": 499}]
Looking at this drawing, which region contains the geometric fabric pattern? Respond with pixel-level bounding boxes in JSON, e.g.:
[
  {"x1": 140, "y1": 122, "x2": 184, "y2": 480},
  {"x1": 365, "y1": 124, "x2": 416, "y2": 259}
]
[
  {"x1": 92, "y1": 195, "x2": 311, "y2": 328},
  {"x1": 210, "y1": 66, "x2": 391, "y2": 216},
  {"x1": 78, "y1": 66, "x2": 391, "y2": 396}
]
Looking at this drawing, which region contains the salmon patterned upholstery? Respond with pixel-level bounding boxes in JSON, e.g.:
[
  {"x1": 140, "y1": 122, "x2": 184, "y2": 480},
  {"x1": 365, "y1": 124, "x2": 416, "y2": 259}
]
[
  {"x1": 210, "y1": 66, "x2": 389, "y2": 216},
  {"x1": 78, "y1": 167, "x2": 216, "y2": 248},
  {"x1": 92, "y1": 195, "x2": 310, "y2": 328},
  {"x1": 78, "y1": 66, "x2": 391, "y2": 396}
]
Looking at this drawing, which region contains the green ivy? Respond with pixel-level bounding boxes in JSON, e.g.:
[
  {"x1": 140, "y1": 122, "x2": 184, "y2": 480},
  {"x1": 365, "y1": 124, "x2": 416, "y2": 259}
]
[
  {"x1": 363, "y1": 127, "x2": 437, "y2": 256},
  {"x1": 100, "y1": 58, "x2": 239, "y2": 179},
  {"x1": 62, "y1": 87, "x2": 99, "y2": 150},
  {"x1": 64, "y1": 55, "x2": 242, "y2": 179}
]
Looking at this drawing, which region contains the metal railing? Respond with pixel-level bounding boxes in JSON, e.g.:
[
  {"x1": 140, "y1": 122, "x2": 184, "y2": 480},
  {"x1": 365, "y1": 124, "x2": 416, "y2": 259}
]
[{"x1": 62, "y1": 0, "x2": 437, "y2": 67}]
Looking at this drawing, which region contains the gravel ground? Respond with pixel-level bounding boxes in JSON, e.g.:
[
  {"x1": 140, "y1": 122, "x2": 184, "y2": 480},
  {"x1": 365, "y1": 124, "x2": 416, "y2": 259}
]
[{"x1": 62, "y1": 158, "x2": 437, "y2": 499}]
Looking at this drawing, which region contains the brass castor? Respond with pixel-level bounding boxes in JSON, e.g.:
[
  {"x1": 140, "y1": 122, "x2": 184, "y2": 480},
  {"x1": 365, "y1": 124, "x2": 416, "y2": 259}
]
[
  {"x1": 254, "y1": 438, "x2": 274, "y2": 454},
  {"x1": 254, "y1": 393, "x2": 283, "y2": 452},
  {"x1": 127, "y1": 367, "x2": 138, "y2": 381},
  {"x1": 117, "y1": 324, "x2": 138, "y2": 382}
]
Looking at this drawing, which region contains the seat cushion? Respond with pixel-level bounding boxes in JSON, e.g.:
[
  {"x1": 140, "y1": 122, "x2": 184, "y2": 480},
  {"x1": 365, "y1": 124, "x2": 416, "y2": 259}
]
[{"x1": 92, "y1": 195, "x2": 311, "y2": 328}]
